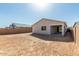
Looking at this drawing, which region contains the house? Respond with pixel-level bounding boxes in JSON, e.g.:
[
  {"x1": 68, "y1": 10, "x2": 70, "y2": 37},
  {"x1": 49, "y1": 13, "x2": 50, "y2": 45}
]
[
  {"x1": 73, "y1": 22, "x2": 79, "y2": 45},
  {"x1": 32, "y1": 18, "x2": 67, "y2": 36},
  {"x1": 9, "y1": 23, "x2": 31, "y2": 29}
]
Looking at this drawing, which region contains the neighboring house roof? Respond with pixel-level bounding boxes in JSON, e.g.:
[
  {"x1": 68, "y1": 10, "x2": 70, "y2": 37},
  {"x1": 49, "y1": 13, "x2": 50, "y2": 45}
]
[
  {"x1": 32, "y1": 18, "x2": 67, "y2": 26},
  {"x1": 73, "y1": 22, "x2": 79, "y2": 27},
  {"x1": 9, "y1": 23, "x2": 31, "y2": 28}
]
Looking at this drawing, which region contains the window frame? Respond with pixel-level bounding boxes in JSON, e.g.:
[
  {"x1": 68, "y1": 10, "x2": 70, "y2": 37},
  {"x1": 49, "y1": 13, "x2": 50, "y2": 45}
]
[{"x1": 41, "y1": 26, "x2": 46, "y2": 31}]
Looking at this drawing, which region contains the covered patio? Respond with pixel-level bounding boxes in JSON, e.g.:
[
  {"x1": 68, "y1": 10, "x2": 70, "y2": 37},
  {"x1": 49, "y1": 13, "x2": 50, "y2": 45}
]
[{"x1": 50, "y1": 25, "x2": 65, "y2": 36}]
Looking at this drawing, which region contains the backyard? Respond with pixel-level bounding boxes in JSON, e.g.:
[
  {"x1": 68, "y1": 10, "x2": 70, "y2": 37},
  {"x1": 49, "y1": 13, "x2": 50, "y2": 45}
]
[{"x1": 0, "y1": 33, "x2": 78, "y2": 56}]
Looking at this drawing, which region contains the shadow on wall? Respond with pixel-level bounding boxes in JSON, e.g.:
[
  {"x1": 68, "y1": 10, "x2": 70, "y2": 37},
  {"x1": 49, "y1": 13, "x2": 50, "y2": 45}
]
[{"x1": 30, "y1": 31, "x2": 74, "y2": 42}]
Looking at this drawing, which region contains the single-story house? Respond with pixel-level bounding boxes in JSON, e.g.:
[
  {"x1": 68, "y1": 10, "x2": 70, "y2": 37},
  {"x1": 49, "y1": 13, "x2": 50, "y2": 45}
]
[
  {"x1": 32, "y1": 18, "x2": 67, "y2": 36},
  {"x1": 73, "y1": 22, "x2": 79, "y2": 45},
  {"x1": 9, "y1": 23, "x2": 31, "y2": 29}
]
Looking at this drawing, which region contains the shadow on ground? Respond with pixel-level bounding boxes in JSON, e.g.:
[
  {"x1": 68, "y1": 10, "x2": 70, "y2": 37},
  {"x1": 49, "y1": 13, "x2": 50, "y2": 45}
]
[{"x1": 30, "y1": 31, "x2": 74, "y2": 42}]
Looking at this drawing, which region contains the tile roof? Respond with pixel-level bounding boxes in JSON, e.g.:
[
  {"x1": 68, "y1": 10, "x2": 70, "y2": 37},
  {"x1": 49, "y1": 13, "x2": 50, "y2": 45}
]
[{"x1": 32, "y1": 18, "x2": 67, "y2": 26}]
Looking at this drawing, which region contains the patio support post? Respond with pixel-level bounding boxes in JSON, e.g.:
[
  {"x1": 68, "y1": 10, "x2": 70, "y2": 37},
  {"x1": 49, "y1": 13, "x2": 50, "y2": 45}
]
[{"x1": 62, "y1": 25, "x2": 64, "y2": 36}]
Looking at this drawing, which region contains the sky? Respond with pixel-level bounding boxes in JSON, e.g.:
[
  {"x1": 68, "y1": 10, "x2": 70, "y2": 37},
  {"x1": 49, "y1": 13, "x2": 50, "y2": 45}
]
[{"x1": 0, "y1": 3, "x2": 79, "y2": 27}]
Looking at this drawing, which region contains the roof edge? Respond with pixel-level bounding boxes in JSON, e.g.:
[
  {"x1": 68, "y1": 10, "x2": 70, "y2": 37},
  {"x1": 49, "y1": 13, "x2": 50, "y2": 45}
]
[
  {"x1": 73, "y1": 22, "x2": 79, "y2": 27},
  {"x1": 32, "y1": 18, "x2": 67, "y2": 26}
]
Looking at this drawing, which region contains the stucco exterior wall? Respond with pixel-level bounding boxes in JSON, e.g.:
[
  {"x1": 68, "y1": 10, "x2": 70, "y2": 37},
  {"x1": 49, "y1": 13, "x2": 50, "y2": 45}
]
[
  {"x1": 73, "y1": 26, "x2": 76, "y2": 42},
  {"x1": 73, "y1": 24, "x2": 79, "y2": 46},
  {"x1": 32, "y1": 19, "x2": 67, "y2": 35}
]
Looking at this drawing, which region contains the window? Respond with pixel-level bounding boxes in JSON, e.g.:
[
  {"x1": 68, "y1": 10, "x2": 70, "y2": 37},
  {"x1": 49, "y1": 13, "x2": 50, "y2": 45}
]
[{"x1": 41, "y1": 26, "x2": 46, "y2": 31}]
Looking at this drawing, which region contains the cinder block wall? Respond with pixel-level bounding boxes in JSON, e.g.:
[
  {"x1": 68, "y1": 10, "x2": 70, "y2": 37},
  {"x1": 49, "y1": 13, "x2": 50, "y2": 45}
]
[{"x1": 0, "y1": 27, "x2": 32, "y2": 35}]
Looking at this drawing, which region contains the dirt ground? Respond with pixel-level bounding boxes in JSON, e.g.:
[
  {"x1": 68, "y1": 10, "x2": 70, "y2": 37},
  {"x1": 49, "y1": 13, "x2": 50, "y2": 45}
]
[{"x1": 0, "y1": 33, "x2": 78, "y2": 56}]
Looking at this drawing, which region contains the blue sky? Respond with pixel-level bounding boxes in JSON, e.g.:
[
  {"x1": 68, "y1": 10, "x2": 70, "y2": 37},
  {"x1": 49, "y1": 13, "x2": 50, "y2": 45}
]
[{"x1": 0, "y1": 3, "x2": 79, "y2": 27}]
